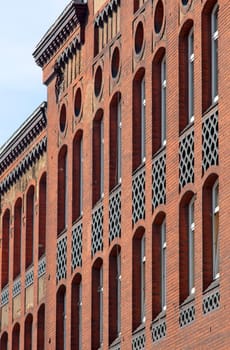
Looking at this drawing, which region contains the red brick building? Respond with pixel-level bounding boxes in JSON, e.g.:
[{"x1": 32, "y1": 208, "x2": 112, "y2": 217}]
[{"x1": 1, "y1": 0, "x2": 230, "y2": 349}]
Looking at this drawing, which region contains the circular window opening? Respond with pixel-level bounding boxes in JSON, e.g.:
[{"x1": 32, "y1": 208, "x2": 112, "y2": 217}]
[
  {"x1": 182, "y1": 0, "x2": 189, "y2": 5},
  {"x1": 74, "y1": 88, "x2": 82, "y2": 117},
  {"x1": 59, "y1": 105, "x2": 66, "y2": 132},
  {"x1": 94, "y1": 65, "x2": 103, "y2": 97},
  {"x1": 111, "y1": 47, "x2": 120, "y2": 79},
  {"x1": 154, "y1": 0, "x2": 164, "y2": 34},
  {"x1": 135, "y1": 21, "x2": 144, "y2": 55}
]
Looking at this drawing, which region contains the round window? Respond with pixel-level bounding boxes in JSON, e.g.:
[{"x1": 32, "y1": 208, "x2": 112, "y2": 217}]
[
  {"x1": 59, "y1": 104, "x2": 66, "y2": 132},
  {"x1": 135, "y1": 21, "x2": 144, "y2": 55},
  {"x1": 154, "y1": 0, "x2": 164, "y2": 34},
  {"x1": 94, "y1": 65, "x2": 103, "y2": 97}
]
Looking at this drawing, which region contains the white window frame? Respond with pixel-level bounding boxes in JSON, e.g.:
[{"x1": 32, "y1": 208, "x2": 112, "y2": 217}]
[
  {"x1": 64, "y1": 153, "x2": 68, "y2": 230},
  {"x1": 141, "y1": 235, "x2": 146, "y2": 322},
  {"x1": 161, "y1": 57, "x2": 167, "y2": 146},
  {"x1": 99, "y1": 266, "x2": 103, "y2": 346},
  {"x1": 212, "y1": 179, "x2": 219, "y2": 279},
  {"x1": 63, "y1": 291, "x2": 67, "y2": 350},
  {"x1": 188, "y1": 198, "x2": 195, "y2": 294},
  {"x1": 79, "y1": 137, "x2": 83, "y2": 216},
  {"x1": 161, "y1": 220, "x2": 166, "y2": 311},
  {"x1": 211, "y1": 4, "x2": 218, "y2": 104},
  {"x1": 117, "y1": 252, "x2": 121, "y2": 336},
  {"x1": 141, "y1": 76, "x2": 146, "y2": 163},
  {"x1": 117, "y1": 96, "x2": 122, "y2": 184},
  {"x1": 188, "y1": 28, "x2": 194, "y2": 123},
  {"x1": 100, "y1": 119, "x2": 104, "y2": 199},
  {"x1": 78, "y1": 281, "x2": 82, "y2": 350}
]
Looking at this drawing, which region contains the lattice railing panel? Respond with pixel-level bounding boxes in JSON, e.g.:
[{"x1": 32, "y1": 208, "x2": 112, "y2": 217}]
[
  {"x1": 13, "y1": 277, "x2": 21, "y2": 298},
  {"x1": 56, "y1": 235, "x2": 67, "y2": 282},
  {"x1": 179, "y1": 128, "x2": 194, "y2": 190},
  {"x1": 38, "y1": 255, "x2": 46, "y2": 278},
  {"x1": 152, "y1": 150, "x2": 166, "y2": 210},
  {"x1": 203, "y1": 284, "x2": 220, "y2": 314},
  {"x1": 202, "y1": 110, "x2": 218, "y2": 174},
  {"x1": 132, "y1": 166, "x2": 145, "y2": 225},
  {"x1": 109, "y1": 186, "x2": 121, "y2": 244},
  {"x1": 132, "y1": 326, "x2": 146, "y2": 350},
  {"x1": 25, "y1": 266, "x2": 34, "y2": 288},
  {"x1": 109, "y1": 339, "x2": 121, "y2": 350},
  {"x1": 1, "y1": 286, "x2": 9, "y2": 306},
  {"x1": 72, "y1": 220, "x2": 83, "y2": 271},
  {"x1": 179, "y1": 299, "x2": 195, "y2": 327},
  {"x1": 151, "y1": 316, "x2": 166, "y2": 343},
  {"x1": 92, "y1": 203, "x2": 103, "y2": 256}
]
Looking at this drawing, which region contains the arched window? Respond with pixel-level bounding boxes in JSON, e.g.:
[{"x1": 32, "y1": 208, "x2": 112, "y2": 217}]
[
  {"x1": 26, "y1": 186, "x2": 35, "y2": 269},
  {"x1": 133, "y1": 68, "x2": 146, "y2": 171},
  {"x1": 179, "y1": 21, "x2": 194, "y2": 132},
  {"x1": 39, "y1": 173, "x2": 46, "y2": 258},
  {"x1": 1, "y1": 209, "x2": 10, "y2": 289},
  {"x1": 152, "y1": 214, "x2": 166, "y2": 319},
  {"x1": 56, "y1": 286, "x2": 67, "y2": 350},
  {"x1": 109, "y1": 245, "x2": 121, "y2": 345},
  {"x1": 37, "y1": 304, "x2": 45, "y2": 350},
  {"x1": 72, "y1": 131, "x2": 83, "y2": 223},
  {"x1": 71, "y1": 274, "x2": 82, "y2": 350},
  {"x1": 152, "y1": 49, "x2": 166, "y2": 154},
  {"x1": 14, "y1": 199, "x2": 22, "y2": 279},
  {"x1": 93, "y1": 110, "x2": 104, "y2": 206},
  {"x1": 58, "y1": 146, "x2": 68, "y2": 235},
  {"x1": 132, "y1": 227, "x2": 145, "y2": 330},
  {"x1": 110, "y1": 92, "x2": 122, "y2": 191},
  {"x1": 12, "y1": 323, "x2": 20, "y2": 350},
  {"x1": 0, "y1": 332, "x2": 8, "y2": 350},
  {"x1": 179, "y1": 193, "x2": 195, "y2": 304},
  {"x1": 202, "y1": 1, "x2": 218, "y2": 112},
  {"x1": 92, "y1": 258, "x2": 103, "y2": 350},
  {"x1": 24, "y1": 314, "x2": 33, "y2": 350},
  {"x1": 203, "y1": 175, "x2": 219, "y2": 290}
]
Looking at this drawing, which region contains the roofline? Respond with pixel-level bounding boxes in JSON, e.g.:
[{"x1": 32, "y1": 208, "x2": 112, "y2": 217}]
[
  {"x1": 0, "y1": 102, "x2": 47, "y2": 175},
  {"x1": 33, "y1": 0, "x2": 88, "y2": 68}
]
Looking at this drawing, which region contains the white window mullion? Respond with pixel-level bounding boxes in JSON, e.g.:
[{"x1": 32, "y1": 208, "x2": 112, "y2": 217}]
[
  {"x1": 100, "y1": 119, "x2": 104, "y2": 198},
  {"x1": 141, "y1": 235, "x2": 146, "y2": 323},
  {"x1": 188, "y1": 29, "x2": 194, "y2": 123},
  {"x1": 117, "y1": 97, "x2": 122, "y2": 183},
  {"x1": 211, "y1": 4, "x2": 218, "y2": 103},
  {"x1": 161, "y1": 57, "x2": 167, "y2": 146},
  {"x1": 161, "y1": 220, "x2": 166, "y2": 311},
  {"x1": 212, "y1": 180, "x2": 219, "y2": 279},
  {"x1": 141, "y1": 76, "x2": 146, "y2": 163},
  {"x1": 188, "y1": 198, "x2": 195, "y2": 294}
]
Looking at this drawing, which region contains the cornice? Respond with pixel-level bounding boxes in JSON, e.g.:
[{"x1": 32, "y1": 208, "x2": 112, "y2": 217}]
[
  {"x1": 0, "y1": 137, "x2": 47, "y2": 196},
  {"x1": 95, "y1": 0, "x2": 119, "y2": 25},
  {"x1": 33, "y1": 0, "x2": 88, "y2": 68},
  {"x1": 0, "y1": 102, "x2": 47, "y2": 176}
]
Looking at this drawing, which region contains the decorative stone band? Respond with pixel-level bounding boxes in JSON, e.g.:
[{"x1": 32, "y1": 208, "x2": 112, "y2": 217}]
[
  {"x1": 0, "y1": 137, "x2": 47, "y2": 196},
  {"x1": 132, "y1": 325, "x2": 146, "y2": 350},
  {"x1": 33, "y1": 1, "x2": 88, "y2": 68},
  {"x1": 38, "y1": 255, "x2": 46, "y2": 278},
  {"x1": 0, "y1": 102, "x2": 47, "y2": 175},
  {"x1": 95, "y1": 0, "x2": 120, "y2": 25},
  {"x1": 1, "y1": 285, "x2": 9, "y2": 306},
  {"x1": 13, "y1": 277, "x2": 21, "y2": 298}
]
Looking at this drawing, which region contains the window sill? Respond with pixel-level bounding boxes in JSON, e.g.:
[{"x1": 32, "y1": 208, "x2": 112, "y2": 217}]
[{"x1": 203, "y1": 277, "x2": 219, "y2": 295}]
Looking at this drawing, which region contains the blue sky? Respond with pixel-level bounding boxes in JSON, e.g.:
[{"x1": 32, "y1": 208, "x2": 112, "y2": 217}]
[{"x1": 0, "y1": 0, "x2": 67, "y2": 147}]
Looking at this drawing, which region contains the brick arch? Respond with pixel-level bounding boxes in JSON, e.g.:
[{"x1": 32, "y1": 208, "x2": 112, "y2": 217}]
[
  {"x1": 71, "y1": 273, "x2": 82, "y2": 350},
  {"x1": 56, "y1": 285, "x2": 67, "y2": 350},
  {"x1": 24, "y1": 313, "x2": 33, "y2": 350},
  {"x1": 13, "y1": 197, "x2": 22, "y2": 279},
  {"x1": 57, "y1": 145, "x2": 68, "y2": 235},
  {"x1": 37, "y1": 303, "x2": 45, "y2": 350},
  {"x1": 12, "y1": 323, "x2": 20, "y2": 350},
  {"x1": 1, "y1": 208, "x2": 10, "y2": 289},
  {"x1": 152, "y1": 211, "x2": 166, "y2": 319}
]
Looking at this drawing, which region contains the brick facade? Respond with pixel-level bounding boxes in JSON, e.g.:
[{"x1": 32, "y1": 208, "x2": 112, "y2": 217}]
[{"x1": 1, "y1": 0, "x2": 230, "y2": 349}]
